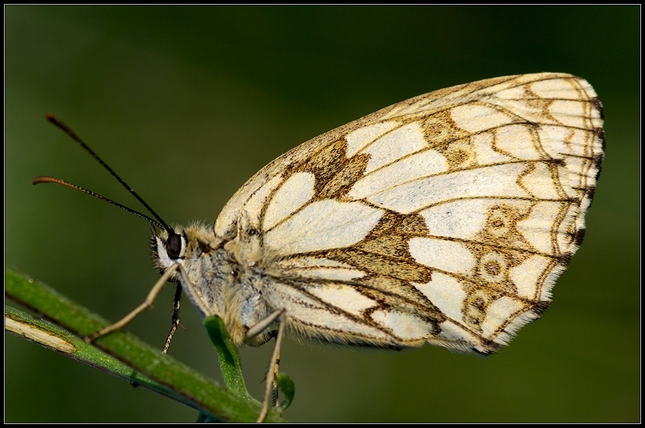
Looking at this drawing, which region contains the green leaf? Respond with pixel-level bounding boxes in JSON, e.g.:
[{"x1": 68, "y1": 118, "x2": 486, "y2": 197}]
[{"x1": 276, "y1": 373, "x2": 296, "y2": 412}]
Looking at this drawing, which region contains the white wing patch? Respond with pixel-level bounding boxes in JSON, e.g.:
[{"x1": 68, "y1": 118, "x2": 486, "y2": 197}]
[
  {"x1": 450, "y1": 104, "x2": 515, "y2": 132},
  {"x1": 308, "y1": 284, "x2": 378, "y2": 316},
  {"x1": 264, "y1": 200, "x2": 383, "y2": 255},
  {"x1": 345, "y1": 121, "x2": 400, "y2": 157},
  {"x1": 183, "y1": 73, "x2": 604, "y2": 355},
  {"x1": 409, "y1": 237, "x2": 477, "y2": 275},
  {"x1": 360, "y1": 163, "x2": 531, "y2": 214},
  {"x1": 370, "y1": 310, "x2": 432, "y2": 342},
  {"x1": 509, "y1": 255, "x2": 551, "y2": 298},
  {"x1": 361, "y1": 123, "x2": 428, "y2": 173},
  {"x1": 413, "y1": 273, "x2": 466, "y2": 321},
  {"x1": 348, "y1": 149, "x2": 449, "y2": 201},
  {"x1": 263, "y1": 172, "x2": 315, "y2": 231}
]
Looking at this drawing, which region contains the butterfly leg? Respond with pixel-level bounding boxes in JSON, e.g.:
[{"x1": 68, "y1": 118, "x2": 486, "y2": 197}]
[
  {"x1": 251, "y1": 309, "x2": 286, "y2": 423},
  {"x1": 162, "y1": 284, "x2": 183, "y2": 354},
  {"x1": 86, "y1": 262, "x2": 180, "y2": 343}
]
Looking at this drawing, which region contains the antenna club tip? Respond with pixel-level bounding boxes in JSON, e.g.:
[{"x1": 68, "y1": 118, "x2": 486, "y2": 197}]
[
  {"x1": 46, "y1": 113, "x2": 64, "y2": 128},
  {"x1": 32, "y1": 176, "x2": 49, "y2": 185}
]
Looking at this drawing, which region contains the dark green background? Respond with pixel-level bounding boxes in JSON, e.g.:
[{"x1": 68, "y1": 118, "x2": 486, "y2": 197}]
[{"x1": 5, "y1": 6, "x2": 639, "y2": 422}]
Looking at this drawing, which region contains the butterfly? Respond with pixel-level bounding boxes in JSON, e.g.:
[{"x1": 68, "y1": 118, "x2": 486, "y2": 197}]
[{"x1": 36, "y1": 72, "x2": 604, "y2": 421}]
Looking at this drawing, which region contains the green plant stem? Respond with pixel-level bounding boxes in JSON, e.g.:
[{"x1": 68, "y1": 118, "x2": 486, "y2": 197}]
[{"x1": 5, "y1": 266, "x2": 285, "y2": 422}]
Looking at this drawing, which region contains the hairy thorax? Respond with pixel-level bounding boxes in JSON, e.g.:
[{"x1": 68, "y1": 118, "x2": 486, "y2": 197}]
[{"x1": 154, "y1": 223, "x2": 276, "y2": 346}]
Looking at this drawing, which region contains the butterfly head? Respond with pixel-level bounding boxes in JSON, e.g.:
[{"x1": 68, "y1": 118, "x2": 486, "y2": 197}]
[
  {"x1": 151, "y1": 223, "x2": 224, "y2": 279},
  {"x1": 152, "y1": 227, "x2": 187, "y2": 279}
]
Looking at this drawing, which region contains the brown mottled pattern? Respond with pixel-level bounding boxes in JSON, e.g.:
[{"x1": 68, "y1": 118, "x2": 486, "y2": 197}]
[
  {"x1": 461, "y1": 283, "x2": 504, "y2": 332},
  {"x1": 290, "y1": 138, "x2": 371, "y2": 199},
  {"x1": 325, "y1": 248, "x2": 432, "y2": 283},
  {"x1": 421, "y1": 111, "x2": 469, "y2": 147}
]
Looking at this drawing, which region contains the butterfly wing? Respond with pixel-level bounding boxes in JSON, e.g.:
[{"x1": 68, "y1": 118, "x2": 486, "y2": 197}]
[{"x1": 214, "y1": 73, "x2": 604, "y2": 354}]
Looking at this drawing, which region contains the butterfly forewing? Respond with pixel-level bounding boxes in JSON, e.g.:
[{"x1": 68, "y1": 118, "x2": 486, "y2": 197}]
[{"x1": 206, "y1": 72, "x2": 603, "y2": 354}]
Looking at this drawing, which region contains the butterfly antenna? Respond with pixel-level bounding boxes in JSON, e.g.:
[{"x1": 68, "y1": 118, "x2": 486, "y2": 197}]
[
  {"x1": 32, "y1": 176, "x2": 164, "y2": 230},
  {"x1": 41, "y1": 113, "x2": 173, "y2": 234}
]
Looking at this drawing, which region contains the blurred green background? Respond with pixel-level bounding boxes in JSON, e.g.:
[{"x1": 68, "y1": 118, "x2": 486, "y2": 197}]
[{"x1": 5, "y1": 6, "x2": 639, "y2": 423}]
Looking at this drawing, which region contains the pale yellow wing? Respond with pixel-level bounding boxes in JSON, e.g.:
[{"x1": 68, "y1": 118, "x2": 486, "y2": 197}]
[{"x1": 215, "y1": 73, "x2": 604, "y2": 354}]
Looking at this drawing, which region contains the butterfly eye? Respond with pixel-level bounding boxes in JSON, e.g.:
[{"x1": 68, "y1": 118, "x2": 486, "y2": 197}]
[{"x1": 165, "y1": 232, "x2": 185, "y2": 260}]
